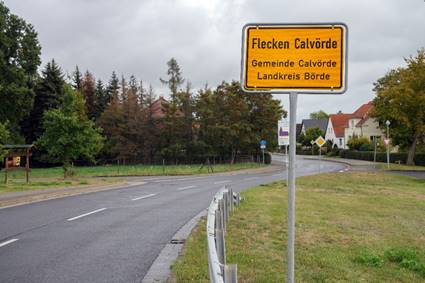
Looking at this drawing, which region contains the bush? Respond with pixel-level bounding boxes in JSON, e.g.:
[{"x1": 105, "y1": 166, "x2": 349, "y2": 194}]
[
  {"x1": 347, "y1": 136, "x2": 371, "y2": 151},
  {"x1": 338, "y1": 150, "x2": 425, "y2": 166}
]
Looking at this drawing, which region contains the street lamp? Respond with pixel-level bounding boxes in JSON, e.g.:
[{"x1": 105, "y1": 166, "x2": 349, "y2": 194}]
[{"x1": 386, "y1": 120, "x2": 390, "y2": 169}]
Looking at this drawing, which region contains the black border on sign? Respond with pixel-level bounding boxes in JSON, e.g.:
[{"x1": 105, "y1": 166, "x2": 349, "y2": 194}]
[{"x1": 240, "y1": 23, "x2": 348, "y2": 94}]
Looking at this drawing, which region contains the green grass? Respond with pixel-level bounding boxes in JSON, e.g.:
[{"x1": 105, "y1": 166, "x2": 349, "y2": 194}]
[
  {"x1": 171, "y1": 172, "x2": 425, "y2": 282},
  {"x1": 0, "y1": 178, "x2": 118, "y2": 193},
  {"x1": 378, "y1": 163, "x2": 425, "y2": 171},
  {"x1": 0, "y1": 162, "x2": 263, "y2": 180}
]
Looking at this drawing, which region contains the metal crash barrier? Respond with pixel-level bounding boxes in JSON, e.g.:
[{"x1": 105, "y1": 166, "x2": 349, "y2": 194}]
[{"x1": 207, "y1": 186, "x2": 240, "y2": 283}]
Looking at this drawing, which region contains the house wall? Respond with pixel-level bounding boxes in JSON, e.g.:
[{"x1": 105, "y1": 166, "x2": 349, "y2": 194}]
[
  {"x1": 325, "y1": 118, "x2": 336, "y2": 143},
  {"x1": 344, "y1": 118, "x2": 361, "y2": 147},
  {"x1": 360, "y1": 118, "x2": 384, "y2": 141}
]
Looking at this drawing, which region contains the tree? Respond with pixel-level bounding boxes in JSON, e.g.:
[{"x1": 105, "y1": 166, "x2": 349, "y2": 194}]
[
  {"x1": 372, "y1": 48, "x2": 425, "y2": 165},
  {"x1": 0, "y1": 2, "x2": 41, "y2": 131},
  {"x1": 94, "y1": 79, "x2": 106, "y2": 120},
  {"x1": 72, "y1": 65, "x2": 82, "y2": 90},
  {"x1": 160, "y1": 57, "x2": 184, "y2": 101},
  {"x1": 81, "y1": 70, "x2": 96, "y2": 119},
  {"x1": 0, "y1": 121, "x2": 11, "y2": 160},
  {"x1": 105, "y1": 71, "x2": 119, "y2": 104},
  {"x1": 22, "y1": 59, "x2": 65, "y2": 143},
  {"x1": 309, "y1": 110, "x2": 329, "y2": 119},
  {"x1": 159, "y1": 58, "x2": 186, "y2": 162},
  {"x1": 299, "y1": 127, "x2": 324, "y2": 147},
  {"x1": 141, "y1": 85, "x2": 159, "y2": 163},
  {"x1": 37, "y1": 85, "x2": 103, "y2": 178}
]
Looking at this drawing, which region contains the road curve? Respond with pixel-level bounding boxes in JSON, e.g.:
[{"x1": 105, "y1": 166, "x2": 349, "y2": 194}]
[{"x1": 0, "y1": 156, "x2": 345, "y2": 283}]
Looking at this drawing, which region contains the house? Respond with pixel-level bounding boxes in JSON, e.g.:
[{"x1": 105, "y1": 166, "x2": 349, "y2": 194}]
[
  {"x1": 151, "y1": 96, "x2": 167, "y2": 119},
  {"x1": 325, "y1": 102, "x2": 383, "y2": 149},
  {"x1": 326, "y1": 113, "x2": 353, "y2": 149},
  {"x1": 300, "y1": 119, "x2": 328, "y2": 134}
]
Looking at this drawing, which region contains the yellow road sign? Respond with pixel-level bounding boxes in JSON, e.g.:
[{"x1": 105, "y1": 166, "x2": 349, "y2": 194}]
[
  {"x1": 315, "y1": 136, "x2": 326, "y2": 147},
  {"x1": 241, "y1": 23, "x2": 347, "y2": 94}
]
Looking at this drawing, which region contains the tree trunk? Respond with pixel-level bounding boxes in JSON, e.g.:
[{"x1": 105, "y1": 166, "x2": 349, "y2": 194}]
[
  {"x1": 406, "y1": 132, "x2": 420, "y2": 165},
  {"x1": 63, "y1": 161, "x2": 70, "y2": 179}
]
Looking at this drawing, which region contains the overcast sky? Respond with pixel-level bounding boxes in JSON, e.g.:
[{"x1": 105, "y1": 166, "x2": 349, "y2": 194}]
[{"x1": 5, "y1": 0, "x2": 425, "y2": 121}]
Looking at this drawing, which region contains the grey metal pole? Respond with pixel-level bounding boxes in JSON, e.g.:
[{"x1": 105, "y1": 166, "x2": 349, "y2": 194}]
[
  {"x1": 288, "y1": 92, "x2": 297, "y2": 283},
  {"x1": 373, "y1": 136, "x2": 377, "y2": 166},
  {"x1": 319, "y1": 146, "x2": 321, "y2": 173},
  {"x1": 285, "y1": 145, "x2": 289, "y2": 187},
  {"x1": 386, "y1": 124, "x2": 390, "y2": 169}
]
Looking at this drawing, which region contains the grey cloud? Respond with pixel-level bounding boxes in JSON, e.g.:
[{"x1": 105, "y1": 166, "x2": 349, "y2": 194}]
[{"x1": 4, "y1": 0, "x2": 425, "y2": 120}]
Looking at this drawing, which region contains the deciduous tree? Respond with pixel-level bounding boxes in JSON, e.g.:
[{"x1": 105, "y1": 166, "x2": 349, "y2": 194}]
[
  {"x1": 372, "y1": 48, "x2": 425, "y2": 165},
  {"x1": 0, "y1": 2, "x2": 41, "y2": 132},
  {"x1": 37, "y1": 86, "x2": 103, "y2": 178}
]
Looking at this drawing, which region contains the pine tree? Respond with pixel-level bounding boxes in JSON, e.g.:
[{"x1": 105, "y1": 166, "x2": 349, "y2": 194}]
[
  {"x1": 120, "y1": 75, "x2": 128, "y2": 101},
  {"x1": 94, "y1": 79, "x2": 106, "y2": 120},
  {"x1": 138, "y1": 80, "x2": 147, "y2": 106},
  {"x1": 22, "y1": 59, "x2": 65, "y2": 143},
  {"x1": 106, "y1": 71, "x2": 119, "y2": 104},
  {"x1": 142, "y1": 85, "x2": 158, "y2": 163},
  {"x1": 72, "y1": 65, "x2": 82, "y2": 90},
  {"x1": 81, "y1": 70, "x2": 96, "y2": 120},
  {"x1": 160, "y1": 58, "x2": 184, "y2": 101}
]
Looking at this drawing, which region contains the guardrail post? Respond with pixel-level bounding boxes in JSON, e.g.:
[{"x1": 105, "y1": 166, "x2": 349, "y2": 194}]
[
  {"x1": 220, "y1": 199, "x2": 226, "y2": 232},
  {"x1": 224, "y1": 264, "x2": 237, "y2": 283},
  {"x1": 215, "y1": 228, "x2": 226, "y2": 266}
]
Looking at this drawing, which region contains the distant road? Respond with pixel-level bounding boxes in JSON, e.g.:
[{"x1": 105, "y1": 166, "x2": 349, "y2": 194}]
[{"x1": 0, "y1": 156, "x2": 344, "y2": 283}]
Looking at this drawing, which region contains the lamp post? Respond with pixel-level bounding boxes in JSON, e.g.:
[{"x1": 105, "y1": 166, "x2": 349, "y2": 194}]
[{"x1": 386, "y1": 120, "x2": 390, "y2": 169}]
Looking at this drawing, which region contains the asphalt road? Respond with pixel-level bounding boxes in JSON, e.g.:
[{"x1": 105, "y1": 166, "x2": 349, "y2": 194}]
[{"x1": 0, "y1": 156, "x2": 345, "y2": 283}]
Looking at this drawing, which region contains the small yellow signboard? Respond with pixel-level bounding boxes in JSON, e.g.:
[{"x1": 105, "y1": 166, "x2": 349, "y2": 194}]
[
  {"x1": 241, "y1": 23, "x2": 347, "y2": 94},
  {"x1": 315, "y1": 136, "x2": 326, "y2": 147}
]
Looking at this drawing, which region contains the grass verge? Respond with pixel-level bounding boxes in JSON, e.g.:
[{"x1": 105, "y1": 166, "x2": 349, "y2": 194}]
[
  {"x1": 0, "y1": 178, "x2": 119, "y2": 193},
  {"x1": 378, "y1": 163, "x2": 425, "y2": 171},
  {"x1": 0, "y1": 162, "x2": 264, "y2": 179},
  {"x1": 171, "y1": 172, "x2": 425, "y2": 282}
]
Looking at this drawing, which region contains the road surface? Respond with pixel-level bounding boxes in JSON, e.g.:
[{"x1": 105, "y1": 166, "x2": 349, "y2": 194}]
[{"x1": 0, "y1": 156, "x2": 345, "y2": 283}]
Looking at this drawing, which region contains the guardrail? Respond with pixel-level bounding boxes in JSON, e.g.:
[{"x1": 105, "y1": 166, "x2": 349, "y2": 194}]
[{"x1": 207, "y1": 186, "x2": 240, "y2": 283}]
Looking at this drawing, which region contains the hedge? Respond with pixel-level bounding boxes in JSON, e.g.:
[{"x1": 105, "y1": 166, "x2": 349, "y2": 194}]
[{"x1": 338, "y1": 150, "x2": 425, "y2": 166}]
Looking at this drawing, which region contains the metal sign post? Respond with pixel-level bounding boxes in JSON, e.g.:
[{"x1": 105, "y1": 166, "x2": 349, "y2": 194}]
[
  {"x1": 240, "y1": 22, "x2": 348, "y2": 283},
  {"x1": 287, "y1": 92, "x2": 297, "y2": 283},
  {"x1": 315, "y1": 136, "x2": 326, "y2": 174}
]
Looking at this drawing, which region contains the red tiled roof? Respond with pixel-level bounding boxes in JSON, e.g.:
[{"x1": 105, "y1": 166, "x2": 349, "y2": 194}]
[
  {"x1": 329, "y1": 101, "x2": 374, "y2": 137},
  {"x1": 354, "y1": 102, "x2": 374, "y2": 127},
  {"x1": 151, "y1": 96, "x2": 167, "y2": 118},
  {"x1": 329, "y1": 113, "x2": 353, "y2": 137}
]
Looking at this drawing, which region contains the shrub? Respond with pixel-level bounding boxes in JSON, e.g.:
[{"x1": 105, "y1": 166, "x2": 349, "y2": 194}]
[
  {"x1": 347, "y1": 136, "x2": 371, "y2": 151},
  {"x1": 338, "y1": 150, "x2": 425, "y2": 166}
]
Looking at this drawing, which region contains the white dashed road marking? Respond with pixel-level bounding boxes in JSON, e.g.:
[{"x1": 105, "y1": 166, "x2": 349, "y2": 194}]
[
  {"x1": 0, "y1": 238, "x2": 18, "y2": 248},
  {"x1": 176, "y1": 186, "x2": 197, "y2": 191},
  {"x1": 213, "y1": 180, "x2": 231, "y2": 185},
  {"x1": 67, "y1": 208, "x2": 107, "y2": 221},
  {"x1": 132, "y1": 193, "x2": 157, "y2": 201}
]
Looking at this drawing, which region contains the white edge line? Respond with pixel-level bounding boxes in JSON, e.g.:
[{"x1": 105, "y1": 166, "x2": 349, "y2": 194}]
[
  {"x1": 0, "y1": 238, "x2": 19, "y2": 248},
  {"x1": 177, "y1": 185, "x2": 197, "y2": 191},
  {"x1": 244, "y1": 177, "x2": 259, "y2": 180},
  {"x1": 213, "y1": 180, "x2": 231, "y2": 185},
  {"x1": 67, "y1": 208, "x2": 107, "y2": 221},
  {"x1": 132, "y1": 193, "x2": 157, "y2": 201}
]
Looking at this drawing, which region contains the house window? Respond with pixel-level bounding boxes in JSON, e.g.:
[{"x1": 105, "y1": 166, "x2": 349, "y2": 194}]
[{"x1": 339, "y1": 138, "x2": 342, "y2": 146}]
